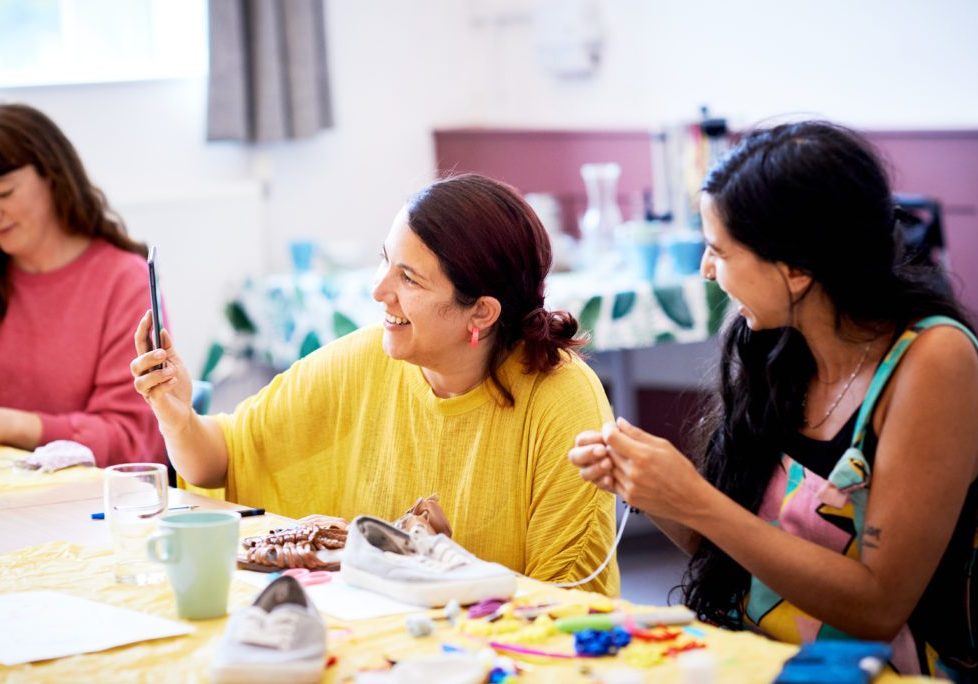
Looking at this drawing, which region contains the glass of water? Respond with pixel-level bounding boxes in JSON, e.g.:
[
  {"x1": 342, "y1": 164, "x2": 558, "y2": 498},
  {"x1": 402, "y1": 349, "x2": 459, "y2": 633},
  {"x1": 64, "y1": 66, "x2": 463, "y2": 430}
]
[{"x1": 103, "y1": 463, "x2": 168, "y2": 584}]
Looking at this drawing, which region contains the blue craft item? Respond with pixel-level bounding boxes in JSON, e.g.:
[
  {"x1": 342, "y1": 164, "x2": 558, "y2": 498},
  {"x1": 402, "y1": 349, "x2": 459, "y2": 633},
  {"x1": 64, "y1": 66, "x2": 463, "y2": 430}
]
[
  {"x1": 574, "y1": 630, "x2": 609, "y2": 657},
  {"x1": 775, "y1": 640, "x2": 891, "y2": 683},
  {"x1": 609, "y1": 626, "x2": 632, "y2": 649},
  {"x1": 488, "y1": 667, "x2": 509, "y2": 683},
  {"x1": 573, "y1": 626, "x2": 632, "y2": 657}
]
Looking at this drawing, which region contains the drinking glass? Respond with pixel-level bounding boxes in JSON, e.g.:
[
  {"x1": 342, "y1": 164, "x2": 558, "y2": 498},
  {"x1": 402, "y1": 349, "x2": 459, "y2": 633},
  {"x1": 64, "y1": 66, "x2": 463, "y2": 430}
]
[{"x1": 103, "y1": 463, "x2": 168, "y2": 584}]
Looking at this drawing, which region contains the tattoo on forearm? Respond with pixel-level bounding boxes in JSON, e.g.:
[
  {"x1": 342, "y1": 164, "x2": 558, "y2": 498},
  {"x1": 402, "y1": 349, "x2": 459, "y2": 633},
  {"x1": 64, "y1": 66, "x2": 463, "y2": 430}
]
[{"x1": 863, "y1": 525, "x2": 882, "y2": 549}]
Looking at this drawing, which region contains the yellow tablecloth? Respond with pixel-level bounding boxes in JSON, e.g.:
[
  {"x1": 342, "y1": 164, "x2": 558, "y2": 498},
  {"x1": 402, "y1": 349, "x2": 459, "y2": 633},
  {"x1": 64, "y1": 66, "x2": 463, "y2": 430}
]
[
  {"x1": 0, "y1": 534, "x2": 802, "y2": 684},
  {"x1": 0, "y1": 538, "x2": 936, "y2": 683},
  {"x1": 0, "y1": 452, "x2": 935, "y2": 683},
  {"x1": 0, "y1": 447, "x2": 101, "y2": 494}
]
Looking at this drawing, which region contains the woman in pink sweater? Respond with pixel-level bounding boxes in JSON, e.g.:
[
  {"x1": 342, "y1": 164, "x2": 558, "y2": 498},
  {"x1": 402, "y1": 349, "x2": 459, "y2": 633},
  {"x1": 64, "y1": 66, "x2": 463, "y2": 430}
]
[{"x1": 0, "y1": 104, "x2": 166, "y2": 467}]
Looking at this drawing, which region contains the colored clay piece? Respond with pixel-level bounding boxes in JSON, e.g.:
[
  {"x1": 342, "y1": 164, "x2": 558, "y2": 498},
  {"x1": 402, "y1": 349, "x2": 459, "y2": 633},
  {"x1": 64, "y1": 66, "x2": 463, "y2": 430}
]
[
  {"x1": 573, "y1": 627, "x2": 632, "y2": 657},
  {"x1": 468, "y1": 598, "x2": 508, "y2": 619}
]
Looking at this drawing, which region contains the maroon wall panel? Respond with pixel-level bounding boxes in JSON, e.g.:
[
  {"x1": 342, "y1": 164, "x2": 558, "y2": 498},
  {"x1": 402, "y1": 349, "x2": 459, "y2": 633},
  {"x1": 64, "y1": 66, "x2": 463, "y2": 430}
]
[
  {"x1": 435, "y1": 128, "x2": 978, "y2": 315},
  {"x1": 434, "y1": 129, "x2": 654, "y2": 236},
  {"x1": 867, "y1": 132, "x2": 978, "y2": 316}
]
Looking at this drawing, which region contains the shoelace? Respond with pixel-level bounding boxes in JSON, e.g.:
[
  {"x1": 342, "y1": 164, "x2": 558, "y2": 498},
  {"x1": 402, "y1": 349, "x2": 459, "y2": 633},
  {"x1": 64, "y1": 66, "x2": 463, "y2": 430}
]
[
  {"x1": 553, "y1": 505, "x2": 631, "y2": 588},
  {"x1": 237, "y1": 607, "x2": 302, "y2": 650},
  {"x1": 409, "y1": 527, "x2": 468, "y2": 570}
]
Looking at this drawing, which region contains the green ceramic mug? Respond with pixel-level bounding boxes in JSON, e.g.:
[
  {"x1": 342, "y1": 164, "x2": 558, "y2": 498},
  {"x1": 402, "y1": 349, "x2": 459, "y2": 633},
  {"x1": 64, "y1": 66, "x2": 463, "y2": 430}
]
[{"x1": 146, "y1": 510, "x2": 240, "y2": 620}]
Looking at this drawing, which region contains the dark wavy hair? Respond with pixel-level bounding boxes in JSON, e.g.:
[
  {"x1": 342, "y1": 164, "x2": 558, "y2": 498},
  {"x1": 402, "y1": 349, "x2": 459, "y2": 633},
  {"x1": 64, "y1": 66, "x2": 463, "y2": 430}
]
[
  {"x1": 0, "y1": 103, "x2": 147, "y2": 320},
  {"x1": 683, "y1": 121, "x2": 974, "y2": 626},
  {"x1": 405, "y1": 173, "x2": 586, "y2": 405}
]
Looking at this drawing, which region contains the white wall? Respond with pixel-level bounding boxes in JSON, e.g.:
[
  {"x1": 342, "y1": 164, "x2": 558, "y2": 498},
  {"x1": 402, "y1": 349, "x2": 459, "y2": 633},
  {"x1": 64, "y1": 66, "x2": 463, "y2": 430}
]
[
  {"x1": 0, "y1": 78, "x2": 248, "y2": 200},
  {"x1": 2, "y1": 0, "x2": 976, "y2": 375},
  {"x1": 477, "y1": 0, "x2": 978, "y2": 130},
  {"x1": 256, "y1": 1, "x2": 486, "y2": 272}
]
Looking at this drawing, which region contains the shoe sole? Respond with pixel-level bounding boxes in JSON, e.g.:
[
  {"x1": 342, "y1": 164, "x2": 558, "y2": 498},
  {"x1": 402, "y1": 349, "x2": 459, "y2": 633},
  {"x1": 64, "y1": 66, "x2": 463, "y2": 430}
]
[
  {"x1": 210, "y1": 657, "x2": 324, "y2": 684},
  {"x1": 340, "y1": 563, "x2": 516, "y2": 607}
]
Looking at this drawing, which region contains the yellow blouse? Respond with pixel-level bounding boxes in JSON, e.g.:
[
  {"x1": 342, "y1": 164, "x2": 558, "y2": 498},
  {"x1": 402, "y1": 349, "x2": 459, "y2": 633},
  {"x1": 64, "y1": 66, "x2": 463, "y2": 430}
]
[{"x1": 217, "y1": 326, "x2": 619, "y2": 595}]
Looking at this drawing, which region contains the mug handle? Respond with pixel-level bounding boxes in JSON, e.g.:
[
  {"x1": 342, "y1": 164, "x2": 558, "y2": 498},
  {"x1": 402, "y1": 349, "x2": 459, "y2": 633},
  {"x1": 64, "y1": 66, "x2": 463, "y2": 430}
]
[{"x1": 146, "y1": 529, "x2": 179, "y2": 563}]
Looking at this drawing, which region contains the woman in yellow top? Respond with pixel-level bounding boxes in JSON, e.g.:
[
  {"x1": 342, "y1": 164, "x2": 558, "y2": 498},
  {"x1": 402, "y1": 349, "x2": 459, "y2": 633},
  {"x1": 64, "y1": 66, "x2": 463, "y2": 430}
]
[{"x1": 132, "y1": 174, "x2": 618, "y2": 594}]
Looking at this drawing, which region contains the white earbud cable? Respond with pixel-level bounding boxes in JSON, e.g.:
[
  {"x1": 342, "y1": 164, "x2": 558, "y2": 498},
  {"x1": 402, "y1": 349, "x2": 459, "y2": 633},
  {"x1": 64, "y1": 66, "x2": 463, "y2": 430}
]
[{"x1": 552, "y1": 505, "x2": 631, "y2": 589}]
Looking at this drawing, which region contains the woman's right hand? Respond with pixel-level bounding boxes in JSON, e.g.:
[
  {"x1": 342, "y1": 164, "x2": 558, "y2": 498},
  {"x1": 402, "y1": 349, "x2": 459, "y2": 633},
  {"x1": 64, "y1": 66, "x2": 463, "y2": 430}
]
[{"x1": 131, "y1": 310, "x2": 193, "y2": 434}]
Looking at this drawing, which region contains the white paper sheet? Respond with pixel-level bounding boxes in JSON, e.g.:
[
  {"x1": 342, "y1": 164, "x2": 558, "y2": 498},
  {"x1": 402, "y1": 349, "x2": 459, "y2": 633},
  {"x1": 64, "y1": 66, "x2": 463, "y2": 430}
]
[
  {"x1": 0, "y1": 591, "x2": 193, "y2": 666},
  {"x1": 237, "y1": 570, "x2": 425, "y2": 620}
]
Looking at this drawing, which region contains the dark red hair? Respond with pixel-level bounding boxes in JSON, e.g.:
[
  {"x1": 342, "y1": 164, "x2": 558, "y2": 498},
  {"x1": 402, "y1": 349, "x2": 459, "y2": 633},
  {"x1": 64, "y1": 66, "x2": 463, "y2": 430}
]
[{"x1": 406, "y1": 173, "x2": 586, "y2": 405}]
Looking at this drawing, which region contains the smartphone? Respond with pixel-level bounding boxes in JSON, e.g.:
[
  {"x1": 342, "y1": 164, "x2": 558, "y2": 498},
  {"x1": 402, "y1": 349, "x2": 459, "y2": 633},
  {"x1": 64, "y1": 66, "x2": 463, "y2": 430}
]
[{"x1": 147, "y1": 246, "x2": 164, "y2": 370}]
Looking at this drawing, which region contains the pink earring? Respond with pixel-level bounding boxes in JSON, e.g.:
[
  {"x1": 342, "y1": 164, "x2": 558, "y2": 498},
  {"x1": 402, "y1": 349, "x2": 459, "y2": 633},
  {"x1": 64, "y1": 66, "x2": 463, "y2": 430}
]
[{"x1": 469, "y1": 327, "x2": 480, "y2": 348}]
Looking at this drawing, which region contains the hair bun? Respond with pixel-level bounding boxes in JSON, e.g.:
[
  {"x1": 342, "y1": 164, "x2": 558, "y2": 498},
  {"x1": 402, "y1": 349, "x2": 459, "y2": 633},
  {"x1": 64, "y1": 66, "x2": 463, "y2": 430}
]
[
  {"x1": 519, "y1": 307, "x2": 584, "y2": 372},
  {"x1": 522, "y1": 306, "x2": 581, "y2": 341}
]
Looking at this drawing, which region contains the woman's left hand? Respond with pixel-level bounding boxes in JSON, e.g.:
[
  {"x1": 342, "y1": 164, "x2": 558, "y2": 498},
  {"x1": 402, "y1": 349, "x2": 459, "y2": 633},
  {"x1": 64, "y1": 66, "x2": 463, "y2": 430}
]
[
  {"x1": 602, "y1": 417, "x2": 709, "y2": 523},
  {"x1": 568, "y1": 430, "x2": 616, "y2": 492}
]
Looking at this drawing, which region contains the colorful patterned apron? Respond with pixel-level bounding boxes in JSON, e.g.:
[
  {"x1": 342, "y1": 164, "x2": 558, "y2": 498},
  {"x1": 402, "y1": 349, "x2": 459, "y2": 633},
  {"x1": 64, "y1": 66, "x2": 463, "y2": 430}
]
[{"x1": 744, "y1": 316, "x2": 978, "y2": 678}]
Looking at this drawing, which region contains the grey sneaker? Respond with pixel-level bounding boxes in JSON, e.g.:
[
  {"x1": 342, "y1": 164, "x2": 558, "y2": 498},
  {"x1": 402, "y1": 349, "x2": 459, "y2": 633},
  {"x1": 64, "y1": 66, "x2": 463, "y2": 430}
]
[
  {"x1": 340, "y1": 515, "x2": 517, "y2": 607},
  {"x1": 211, "y1": 575, "x2": 325, "y2": 684}
]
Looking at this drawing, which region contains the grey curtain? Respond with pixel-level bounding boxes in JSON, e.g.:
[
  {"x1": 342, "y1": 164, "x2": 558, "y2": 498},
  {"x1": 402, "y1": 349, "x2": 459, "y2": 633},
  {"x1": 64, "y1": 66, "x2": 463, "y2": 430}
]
[{"x1": 207, "y1": 0, "x2": 333, "y2": 142}]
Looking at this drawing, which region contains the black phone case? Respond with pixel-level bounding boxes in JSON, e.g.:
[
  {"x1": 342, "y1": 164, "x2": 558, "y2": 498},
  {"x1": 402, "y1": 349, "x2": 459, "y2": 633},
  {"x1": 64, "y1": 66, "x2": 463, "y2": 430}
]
[{"x1": 147, "y1": 247, "x2": 164, "y2": 370}]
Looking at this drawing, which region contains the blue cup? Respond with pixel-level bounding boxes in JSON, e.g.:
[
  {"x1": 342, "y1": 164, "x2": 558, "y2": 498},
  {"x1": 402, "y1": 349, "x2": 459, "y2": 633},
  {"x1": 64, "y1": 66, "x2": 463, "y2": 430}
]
[
  {"x1": 617, "y1": 221, "x2": 663, "y2": 281},
  {"x1": 632, "y1": 242, "x2": 662, "y2": 280},
  {"x1": 289, "y1": 240, "x2": 317, "y2": 273},
  {"x1": 668, "y1": 233, "x2": 705, "y2": 276}
]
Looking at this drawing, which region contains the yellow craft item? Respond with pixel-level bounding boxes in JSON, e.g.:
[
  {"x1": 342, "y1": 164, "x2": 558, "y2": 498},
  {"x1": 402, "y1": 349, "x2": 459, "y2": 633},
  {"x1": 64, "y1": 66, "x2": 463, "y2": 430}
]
[{"x1": 547, "y1": 603, "x2": 590, "y2": 618}]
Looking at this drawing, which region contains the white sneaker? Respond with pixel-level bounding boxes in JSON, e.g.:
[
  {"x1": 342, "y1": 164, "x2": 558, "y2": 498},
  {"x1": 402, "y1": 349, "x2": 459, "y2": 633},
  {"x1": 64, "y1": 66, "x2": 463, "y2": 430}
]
[
  {"x1": 340, "y1": 515, "x2": 516, "y2": 608},
  {"x1": 211, "y1": 575, "x2": 326, "y2": 684}
]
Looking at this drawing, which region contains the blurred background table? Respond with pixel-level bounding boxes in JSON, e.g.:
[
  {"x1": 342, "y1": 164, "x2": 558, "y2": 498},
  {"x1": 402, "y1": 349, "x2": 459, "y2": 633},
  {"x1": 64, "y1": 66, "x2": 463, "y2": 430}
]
[{"x1": 203, "y1": 268, "x2": 729, "y2": 424}]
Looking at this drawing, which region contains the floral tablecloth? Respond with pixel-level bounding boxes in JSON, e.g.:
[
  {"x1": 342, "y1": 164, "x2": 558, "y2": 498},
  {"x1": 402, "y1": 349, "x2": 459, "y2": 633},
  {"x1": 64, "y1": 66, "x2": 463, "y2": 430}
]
[{"x1": 202, "y1": 268, "x2": 728, "y2": 380}]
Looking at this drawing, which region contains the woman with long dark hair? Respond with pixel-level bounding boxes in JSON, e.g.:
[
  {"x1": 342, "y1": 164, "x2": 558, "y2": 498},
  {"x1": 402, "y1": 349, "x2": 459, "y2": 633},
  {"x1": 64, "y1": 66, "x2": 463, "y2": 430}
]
[
  {"x1": 571, "y1": 121, "x2": 978, "y2": 676},
  {"x1": 132, "y1": 173, "x2": 619, "y2": 594},
  {"x1": 0, "y1": 103, "x2": 165, "y2": 466}
]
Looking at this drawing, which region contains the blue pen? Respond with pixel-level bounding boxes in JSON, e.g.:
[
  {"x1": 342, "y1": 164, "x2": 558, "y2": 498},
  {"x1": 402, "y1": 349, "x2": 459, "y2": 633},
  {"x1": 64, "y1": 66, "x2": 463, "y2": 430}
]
[{"x1": 90, "y1": 504, "x2": 196, "y2": 520}]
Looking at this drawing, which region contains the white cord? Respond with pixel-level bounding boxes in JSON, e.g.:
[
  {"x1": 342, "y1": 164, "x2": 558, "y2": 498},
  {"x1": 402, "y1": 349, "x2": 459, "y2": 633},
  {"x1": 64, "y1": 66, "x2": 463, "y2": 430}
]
[{"x1": 552, "y1": 505, "x2": 631, "y2": 588}]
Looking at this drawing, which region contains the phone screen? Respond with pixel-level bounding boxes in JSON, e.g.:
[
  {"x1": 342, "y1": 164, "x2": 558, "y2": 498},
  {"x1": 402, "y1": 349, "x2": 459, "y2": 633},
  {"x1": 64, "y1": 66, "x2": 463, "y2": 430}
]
[{"x1": 147, "y1": 246, "x2": 164, "y2": 369}]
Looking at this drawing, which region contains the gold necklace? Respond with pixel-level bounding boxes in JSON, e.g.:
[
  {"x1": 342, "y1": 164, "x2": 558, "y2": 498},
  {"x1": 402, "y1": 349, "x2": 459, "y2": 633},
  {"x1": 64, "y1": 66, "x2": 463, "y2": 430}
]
[{"x1": 804, "y1": 343, "x2": 872, "y2": 430}]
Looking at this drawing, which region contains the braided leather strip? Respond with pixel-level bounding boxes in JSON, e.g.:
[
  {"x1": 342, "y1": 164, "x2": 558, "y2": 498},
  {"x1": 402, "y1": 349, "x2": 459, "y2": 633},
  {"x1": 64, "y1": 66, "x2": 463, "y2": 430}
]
[{"x1": 240, "y1": 518, "x2": 348, "y2": 570}]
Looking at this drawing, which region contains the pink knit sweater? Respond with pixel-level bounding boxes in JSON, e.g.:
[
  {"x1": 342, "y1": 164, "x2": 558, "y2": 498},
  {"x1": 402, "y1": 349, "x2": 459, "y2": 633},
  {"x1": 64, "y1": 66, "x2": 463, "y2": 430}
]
[{"x1": 0, "y1": 239, "x2": 166, "y2": 466}]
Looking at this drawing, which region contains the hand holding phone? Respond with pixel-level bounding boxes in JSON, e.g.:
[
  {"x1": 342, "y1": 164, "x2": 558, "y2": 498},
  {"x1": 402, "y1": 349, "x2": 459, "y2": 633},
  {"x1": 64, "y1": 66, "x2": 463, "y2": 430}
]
[{"x1": 147, "y1": 246, "x2": 164, "y2": 370}]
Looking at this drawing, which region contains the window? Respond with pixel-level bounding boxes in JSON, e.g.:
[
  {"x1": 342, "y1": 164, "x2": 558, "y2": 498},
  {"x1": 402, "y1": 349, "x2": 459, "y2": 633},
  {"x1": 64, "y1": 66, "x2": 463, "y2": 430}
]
[{"x1": 0, "y1": 0, "x2": 206, "y2": 87}]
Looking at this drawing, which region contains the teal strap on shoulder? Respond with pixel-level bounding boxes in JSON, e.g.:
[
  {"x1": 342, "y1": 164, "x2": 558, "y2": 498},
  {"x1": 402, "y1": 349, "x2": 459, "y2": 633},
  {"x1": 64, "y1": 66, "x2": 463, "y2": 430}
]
[
  {"x1": 834, "y1": 316, "x2": 978, "y2": 552},
  {"x1": 850, "y1": 316, "x2": 978, "y2": 450},
  {"x1": 914, "y1": 315, "x2": 978, "y2": 347}
]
